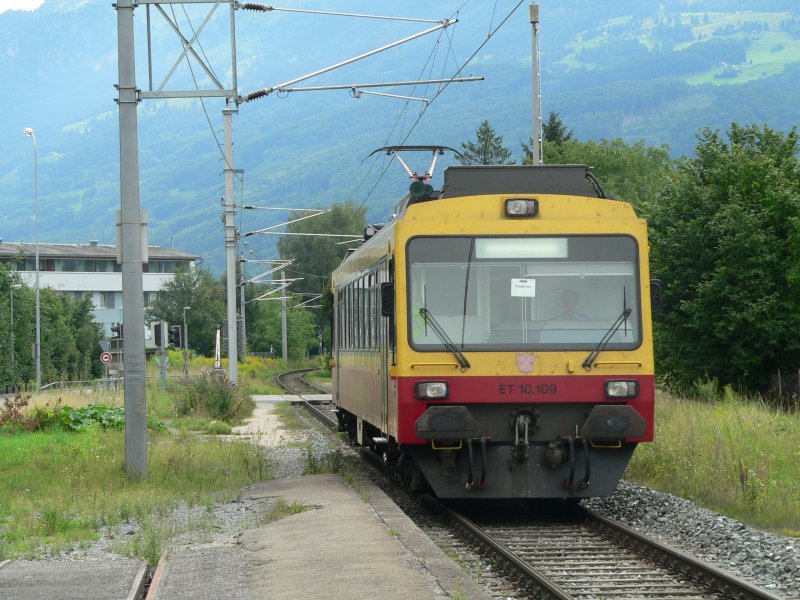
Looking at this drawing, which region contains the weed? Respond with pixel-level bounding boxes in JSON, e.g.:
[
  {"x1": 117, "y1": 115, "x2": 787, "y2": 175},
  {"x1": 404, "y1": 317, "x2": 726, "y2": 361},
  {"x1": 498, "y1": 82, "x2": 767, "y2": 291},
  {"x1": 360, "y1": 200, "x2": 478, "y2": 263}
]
[
  {"x1": 273, "y1": 402, "x2": 304, "y2": 430},
  {"x1": 449, "y1": 587, "x2": 468, "y2": 600},
  {"x1": 693, "y1": 376, "x2": 719, "y2": 402},
  {"x1": 260, "y1": 499, "x2": 309, "y2": 525},
  {"x1": 0, "y1": 394, "x2": 37, "y2": 432},
  {"x1": 172, "y1": 373, "x2": 254, "y2": 424},
  {"x1": 626, "y1": 389, "x2": 800, "y2": 535},
  {"x1": 0, "y1": 428, "x2": 271, "y2": 560}
]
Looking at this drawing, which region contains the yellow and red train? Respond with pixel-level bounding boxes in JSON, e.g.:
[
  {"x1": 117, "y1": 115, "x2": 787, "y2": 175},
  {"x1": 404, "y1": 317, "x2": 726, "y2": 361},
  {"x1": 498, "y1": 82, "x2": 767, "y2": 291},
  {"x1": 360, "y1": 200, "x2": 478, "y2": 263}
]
[{"x1": 331, "y1": 163, "x2": 657, "y2": 499}]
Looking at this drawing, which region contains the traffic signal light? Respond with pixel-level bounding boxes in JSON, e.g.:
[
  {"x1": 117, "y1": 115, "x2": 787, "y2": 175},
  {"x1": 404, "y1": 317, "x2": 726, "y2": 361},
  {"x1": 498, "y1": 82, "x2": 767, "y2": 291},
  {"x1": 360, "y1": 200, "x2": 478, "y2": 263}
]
[
  {"x1": 168, "y1": 325, "x2": 182, "y2": 349},
  {"x1": 111, "y1": 323, "x2": 124, "y2": 339},
  {"x1": 151, "y1": 321, "x2": 167, "y2": 348}
]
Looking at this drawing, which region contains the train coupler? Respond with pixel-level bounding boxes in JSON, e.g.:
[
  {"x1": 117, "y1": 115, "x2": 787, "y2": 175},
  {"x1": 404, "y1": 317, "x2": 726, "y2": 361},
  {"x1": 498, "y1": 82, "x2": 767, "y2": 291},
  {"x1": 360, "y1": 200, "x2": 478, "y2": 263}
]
[
  {"x1": 435, "y1": 448, "x2": 459, "y2": 478},
  {"x1": 511, "y1": 412, "x2": 534, "y2": 463}
]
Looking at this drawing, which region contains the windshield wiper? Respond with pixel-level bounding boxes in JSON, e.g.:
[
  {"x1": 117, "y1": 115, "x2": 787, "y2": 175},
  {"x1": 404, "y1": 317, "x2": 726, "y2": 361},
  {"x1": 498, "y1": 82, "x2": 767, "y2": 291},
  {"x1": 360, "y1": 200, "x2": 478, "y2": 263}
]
[
  {"x1": 582, "y1": 308, "x2": 632, "y2": 371},
  {"x1": 419, "y1": 308, "x2": 471, "y2": 371},
  {"x1": 460, "y1": 238, "x2": 475, "y2": 347}
]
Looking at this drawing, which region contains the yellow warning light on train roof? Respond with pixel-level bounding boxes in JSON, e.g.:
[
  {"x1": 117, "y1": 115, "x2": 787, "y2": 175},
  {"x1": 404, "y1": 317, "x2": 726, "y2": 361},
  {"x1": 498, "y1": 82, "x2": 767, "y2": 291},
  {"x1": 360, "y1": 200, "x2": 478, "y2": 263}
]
[{"x1": 504, "y1": 198, "x2": 539, "y2": 217}]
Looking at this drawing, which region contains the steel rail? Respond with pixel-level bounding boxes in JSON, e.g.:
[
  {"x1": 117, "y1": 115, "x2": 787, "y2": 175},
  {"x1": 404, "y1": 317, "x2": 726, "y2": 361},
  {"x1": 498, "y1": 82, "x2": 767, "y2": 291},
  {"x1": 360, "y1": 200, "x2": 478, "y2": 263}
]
[
  {"x1": 442, "y1": 504, "x2": 573, "y2": 600},
  {"x1": 581, "y1": 507, "x2": 787, "y2": 600},
  {"x1": 426, "y1": 494, "x2": 784, "y2": 600},
  {"x1": 275, "y1": 368, "x2": 337, "y2": 428}
]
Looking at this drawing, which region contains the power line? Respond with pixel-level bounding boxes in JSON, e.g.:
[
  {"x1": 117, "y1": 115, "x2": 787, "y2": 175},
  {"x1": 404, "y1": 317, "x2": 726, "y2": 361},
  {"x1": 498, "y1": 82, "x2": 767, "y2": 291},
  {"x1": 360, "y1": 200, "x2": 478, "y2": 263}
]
[{"x1": 352, "y1": 0, "x2": 526, "y2": 217}]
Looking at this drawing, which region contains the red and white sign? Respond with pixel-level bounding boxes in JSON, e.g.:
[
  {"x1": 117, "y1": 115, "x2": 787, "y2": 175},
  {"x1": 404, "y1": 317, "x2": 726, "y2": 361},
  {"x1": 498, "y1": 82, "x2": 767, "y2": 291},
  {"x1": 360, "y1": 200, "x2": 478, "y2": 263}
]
[{"x1": 100, "y1": 352, "x2": 113, "y2": 364}]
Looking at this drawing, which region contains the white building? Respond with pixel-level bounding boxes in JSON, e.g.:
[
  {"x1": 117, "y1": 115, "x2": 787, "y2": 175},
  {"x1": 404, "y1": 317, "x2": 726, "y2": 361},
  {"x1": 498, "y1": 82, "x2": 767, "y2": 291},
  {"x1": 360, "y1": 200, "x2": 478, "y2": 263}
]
[{"x1": 0, "y1": 241, "x2": 200, "y2": 337}]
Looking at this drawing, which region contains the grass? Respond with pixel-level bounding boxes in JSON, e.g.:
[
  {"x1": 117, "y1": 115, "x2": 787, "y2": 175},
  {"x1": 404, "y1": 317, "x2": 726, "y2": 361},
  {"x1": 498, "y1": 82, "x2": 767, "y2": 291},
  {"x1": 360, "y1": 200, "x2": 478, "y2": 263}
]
[
  {"x1": 272, "y1": 401, "x2": 305, "y2": 430},
  {"x1": 22, "y1": 388, "x2": 124, "y2": 411},
  {"x1": 0, "y1": 426, "x2": 269, "y2": 561},
  {"x1": 626, "y1": 388, "x2": 800, "y2": 536},
  {"x1": 0, "y1": 356, "x2": 323, "y2": 562}
]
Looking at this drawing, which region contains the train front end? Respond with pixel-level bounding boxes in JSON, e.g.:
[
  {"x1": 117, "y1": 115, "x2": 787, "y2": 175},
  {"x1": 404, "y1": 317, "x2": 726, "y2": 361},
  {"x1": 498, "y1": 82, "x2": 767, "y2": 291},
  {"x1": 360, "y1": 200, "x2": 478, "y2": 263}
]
[{"x1": 390, "y1": 166, "x2": 656, "y2": 499}]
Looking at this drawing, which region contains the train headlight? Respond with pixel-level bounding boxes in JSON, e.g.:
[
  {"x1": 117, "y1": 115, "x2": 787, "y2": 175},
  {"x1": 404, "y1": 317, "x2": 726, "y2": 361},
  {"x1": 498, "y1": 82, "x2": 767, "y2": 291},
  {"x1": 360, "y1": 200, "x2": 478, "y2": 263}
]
[
  {"x1": 414, "y1": 381, "x2": 449, "y2": 400},
  {"x1": 504, "y1": 198, "x2": 539, "y2": 217},
  {"x1": 605, "y1": 380, "x2": 640, "y2": 399}
]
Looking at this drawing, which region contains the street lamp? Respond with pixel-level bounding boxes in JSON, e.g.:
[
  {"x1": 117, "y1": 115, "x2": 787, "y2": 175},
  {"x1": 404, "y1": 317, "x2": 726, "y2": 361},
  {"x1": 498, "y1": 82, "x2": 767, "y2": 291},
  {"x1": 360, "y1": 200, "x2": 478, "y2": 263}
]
[
  {"x1": 182, "y1": 306, "x2": 191, "y2": 379},
  {"x1": 23, "y1": 127, "x2": 41, "y2": 390},
  {"x1": 10, "y1": 284, "x2": 22, "y2": 384}
]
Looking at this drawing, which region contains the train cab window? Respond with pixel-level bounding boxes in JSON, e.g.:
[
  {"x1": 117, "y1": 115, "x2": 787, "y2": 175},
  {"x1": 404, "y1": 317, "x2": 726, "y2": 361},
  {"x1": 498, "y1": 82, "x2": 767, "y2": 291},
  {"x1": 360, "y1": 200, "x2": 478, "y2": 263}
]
[{"x1": 407, "y1": 235, "x2": 642, "y2": 352}]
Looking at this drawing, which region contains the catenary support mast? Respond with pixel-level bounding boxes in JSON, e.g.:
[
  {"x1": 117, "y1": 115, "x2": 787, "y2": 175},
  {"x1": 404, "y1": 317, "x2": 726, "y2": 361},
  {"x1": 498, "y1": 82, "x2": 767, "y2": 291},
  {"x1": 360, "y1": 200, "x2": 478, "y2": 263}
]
[
  {"x1": 116, "y1": 0, "x2": 148, "y2": 478},
  {"x1": 530, "y1": 4, "x2": 542, "y2": 164},
  {"x1": 224, "y1": 105, "x2": 239, "y2": 381}
]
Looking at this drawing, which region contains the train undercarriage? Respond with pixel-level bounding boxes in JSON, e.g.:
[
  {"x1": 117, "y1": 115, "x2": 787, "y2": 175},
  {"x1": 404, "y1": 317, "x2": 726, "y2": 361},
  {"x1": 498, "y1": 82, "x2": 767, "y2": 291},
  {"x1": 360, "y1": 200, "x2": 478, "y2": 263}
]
[{"x1": 336, "y1": 404, "x2": 640, "y2": 500}]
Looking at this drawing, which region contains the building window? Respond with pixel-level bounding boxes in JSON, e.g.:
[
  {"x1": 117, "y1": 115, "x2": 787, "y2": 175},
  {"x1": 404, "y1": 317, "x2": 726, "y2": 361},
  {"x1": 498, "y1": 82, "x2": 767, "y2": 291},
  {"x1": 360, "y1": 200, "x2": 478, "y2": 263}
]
[{"x1": 99, "y1": 291, "x2": 116, "y2": 309}]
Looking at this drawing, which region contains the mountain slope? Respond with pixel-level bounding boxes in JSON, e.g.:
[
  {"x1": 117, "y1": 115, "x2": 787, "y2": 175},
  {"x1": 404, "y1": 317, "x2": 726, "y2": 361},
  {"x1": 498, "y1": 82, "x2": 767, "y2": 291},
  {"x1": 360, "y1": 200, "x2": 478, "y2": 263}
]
[{"x1": 1, "y1": 0, "x2": 799, "y2": 271}]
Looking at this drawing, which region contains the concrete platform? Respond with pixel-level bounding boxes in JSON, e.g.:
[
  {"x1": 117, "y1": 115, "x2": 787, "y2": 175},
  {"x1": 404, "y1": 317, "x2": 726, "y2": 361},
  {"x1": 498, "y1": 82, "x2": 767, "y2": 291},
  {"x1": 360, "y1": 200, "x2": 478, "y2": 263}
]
[
  {"x1": 0, "y1": 557, "x2": 145, "y2": 600},
  {"x1": 152, "y1": 475, "x2": 492, "y2": 600}
]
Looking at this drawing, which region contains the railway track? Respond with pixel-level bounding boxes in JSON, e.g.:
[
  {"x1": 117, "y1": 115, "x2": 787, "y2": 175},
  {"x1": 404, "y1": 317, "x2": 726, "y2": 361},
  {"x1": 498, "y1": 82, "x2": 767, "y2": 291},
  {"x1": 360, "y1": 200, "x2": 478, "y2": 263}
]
[
  {"x1": 277, "y1": 368, "x2": 785, "y2": 600},
  {"x1": 437, "y1": 500, "x2": 786, "y2": 600},
  {"x1": 276, "y1": 368, "x2": 338, "y2": 428}
]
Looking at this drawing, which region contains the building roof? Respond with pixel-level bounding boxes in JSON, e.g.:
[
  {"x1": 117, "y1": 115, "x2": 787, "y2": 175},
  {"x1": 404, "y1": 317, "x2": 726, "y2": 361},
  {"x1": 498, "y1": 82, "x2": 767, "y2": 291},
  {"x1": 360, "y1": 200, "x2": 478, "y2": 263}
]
[{"x1": 0, "y1": 242, "x2": 200, "y2": 261}]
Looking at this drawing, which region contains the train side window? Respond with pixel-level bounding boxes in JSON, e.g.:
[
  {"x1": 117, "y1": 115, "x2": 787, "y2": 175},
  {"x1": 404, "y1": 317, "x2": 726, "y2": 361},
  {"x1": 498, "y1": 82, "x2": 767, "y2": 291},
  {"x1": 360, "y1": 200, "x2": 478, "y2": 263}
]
[{"x1": 347, "y1": 285, "x2": 353, "y2": 350}]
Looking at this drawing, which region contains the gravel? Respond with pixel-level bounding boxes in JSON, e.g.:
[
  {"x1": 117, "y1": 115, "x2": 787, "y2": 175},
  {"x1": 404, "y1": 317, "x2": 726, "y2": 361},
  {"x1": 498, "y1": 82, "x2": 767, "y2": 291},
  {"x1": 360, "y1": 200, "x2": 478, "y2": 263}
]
[
  {"x1": 35, "y1": 410, "x2": 800, "y2": 600},
  {"x1": 585, "y1": 480, "x2": 800, "y2": 599}
]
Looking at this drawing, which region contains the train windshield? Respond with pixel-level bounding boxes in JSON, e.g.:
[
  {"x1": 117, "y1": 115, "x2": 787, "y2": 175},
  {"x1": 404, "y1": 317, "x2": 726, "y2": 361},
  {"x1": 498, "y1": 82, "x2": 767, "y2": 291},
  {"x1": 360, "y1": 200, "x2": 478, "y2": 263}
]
[{"x1": 407, "y1": 235, "x2": 641, "y2": 351}]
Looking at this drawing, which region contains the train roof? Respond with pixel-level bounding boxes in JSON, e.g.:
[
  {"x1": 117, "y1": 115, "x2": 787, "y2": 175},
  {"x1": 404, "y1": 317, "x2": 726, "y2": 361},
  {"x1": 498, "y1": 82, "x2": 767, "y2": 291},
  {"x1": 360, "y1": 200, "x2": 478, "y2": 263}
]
[
  {"x1": 392, "y1": 164, "x2": 607, "y2": 218},
  {"x1": 440, "y1": 165, "x2": 602, "y2": 199}
]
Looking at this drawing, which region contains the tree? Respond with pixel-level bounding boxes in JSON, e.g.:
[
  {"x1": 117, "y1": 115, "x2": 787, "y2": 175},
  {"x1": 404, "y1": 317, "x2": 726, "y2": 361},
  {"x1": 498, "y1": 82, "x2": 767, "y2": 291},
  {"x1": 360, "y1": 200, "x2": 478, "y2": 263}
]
[
  {"x1": 649, "y1": 123, "x2": 800, "y2": 393},
  {"x1": 522, "y1": 111, "x2": 574, "y2": 163},
  {"x1": 147, "y1": 267, "x2": 225, "y2": 356},
  {"x1": 543, "y1": 111, "x2": 574, "y2": 145},
  {"x1": 274, "y1": 201, "x2": 365, "y2": 347},
  {"x1": 544, "y1": 137, "x2": 673, "y2": 213},
  {"x1": 0, "y1": 266, "x2": 103, "y2": 386},
  {"x1": 458, "y1": 120, "x2": 514, "y2": 165},
  {"x1": 246, "y1": 297, "x2": 319, "y2": 360},
  {"x1": 277, "y1": 202, "x2": 365, "y2": 297}
]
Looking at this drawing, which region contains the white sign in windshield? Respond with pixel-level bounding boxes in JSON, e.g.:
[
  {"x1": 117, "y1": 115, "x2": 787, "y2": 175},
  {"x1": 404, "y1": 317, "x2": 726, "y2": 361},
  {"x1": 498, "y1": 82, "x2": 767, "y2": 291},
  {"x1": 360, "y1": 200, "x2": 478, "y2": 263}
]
[{"x1": 510, "y1": 278, "x2": 536, "y2": 297}]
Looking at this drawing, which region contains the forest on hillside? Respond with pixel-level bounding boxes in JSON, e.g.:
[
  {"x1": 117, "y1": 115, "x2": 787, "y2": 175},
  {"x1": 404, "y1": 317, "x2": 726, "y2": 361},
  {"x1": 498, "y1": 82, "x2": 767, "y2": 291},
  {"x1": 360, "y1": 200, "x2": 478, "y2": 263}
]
[{"x1": 0, "y1": 0, "x2": 799, "y2": 273}]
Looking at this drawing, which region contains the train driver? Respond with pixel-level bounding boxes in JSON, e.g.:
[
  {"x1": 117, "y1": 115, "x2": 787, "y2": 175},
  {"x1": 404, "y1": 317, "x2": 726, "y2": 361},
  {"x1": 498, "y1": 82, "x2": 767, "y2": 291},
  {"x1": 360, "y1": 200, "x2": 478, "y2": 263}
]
[{"x1": 555, "y1": 289, "x2": 590, "y2": 321}]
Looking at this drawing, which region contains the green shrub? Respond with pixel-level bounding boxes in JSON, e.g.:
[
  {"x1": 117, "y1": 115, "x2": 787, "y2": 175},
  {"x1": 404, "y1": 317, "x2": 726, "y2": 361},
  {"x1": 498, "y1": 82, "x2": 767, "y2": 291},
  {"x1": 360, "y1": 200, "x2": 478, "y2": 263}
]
[
  {"x1": 173, "y1": 372, "x2": 255, "y2": 424},
  {"x1": 1, "y1": 397, "x2": 166, "y2": 435},
  {"x1": 319, "y1": 354, "x2": 332, "y2": 376},
  {"x1": 0, "y1": 395, "x2": 38, "y2": 432},
  {"x1": 205, "y1": 420, "x2": 233, "y2": 435}
]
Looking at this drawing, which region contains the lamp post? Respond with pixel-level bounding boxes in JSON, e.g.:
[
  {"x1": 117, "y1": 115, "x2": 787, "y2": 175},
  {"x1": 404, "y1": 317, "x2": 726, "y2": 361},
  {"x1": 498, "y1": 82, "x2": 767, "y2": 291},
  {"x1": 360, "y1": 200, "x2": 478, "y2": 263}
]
[
  {"x1": 23, "y1": 127, "x2": 41, "y2": 390},
  {"x1": 10, "y1": 284, "x2": 22, "y2": 383},
  {"x1": 182, "y1": 306, "x2": 191, "y2": 379}
]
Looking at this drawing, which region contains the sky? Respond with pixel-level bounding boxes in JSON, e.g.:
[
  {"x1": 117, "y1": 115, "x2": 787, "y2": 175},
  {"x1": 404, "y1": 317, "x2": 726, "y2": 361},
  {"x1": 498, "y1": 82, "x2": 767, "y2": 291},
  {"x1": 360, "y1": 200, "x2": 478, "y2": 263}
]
[{"x1": 0, "y1": 0, "x2": 44, "y2": 14}]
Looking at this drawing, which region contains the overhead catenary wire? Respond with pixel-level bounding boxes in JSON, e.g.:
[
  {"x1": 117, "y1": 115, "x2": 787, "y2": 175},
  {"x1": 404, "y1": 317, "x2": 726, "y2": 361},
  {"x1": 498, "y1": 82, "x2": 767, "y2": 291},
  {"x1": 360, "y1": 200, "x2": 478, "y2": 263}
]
[
  {"x1": 351, "y1": 0, "x2": 526, "y2": 218},
  {"x1": 239, "y1": 2, "x2": 524, "y2": 294},
  {"x1": 239, "y1": 4, "x2": 446, "y2": 24}
]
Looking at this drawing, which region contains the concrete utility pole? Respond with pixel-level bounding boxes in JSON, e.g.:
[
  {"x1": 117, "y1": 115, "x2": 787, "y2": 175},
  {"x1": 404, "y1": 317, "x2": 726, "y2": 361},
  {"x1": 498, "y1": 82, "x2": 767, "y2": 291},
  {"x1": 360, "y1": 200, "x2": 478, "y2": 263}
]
[
  {"x1": 223, "y1": 105, "x2": 239, "y2": 382},
  {"x1": 530, "y1": 4, "x2": 542, "y2": 165},
  {"x1": 115, "y1": 0, "x2": 148, "y2": 478},
  {"x1": 22, "y1": 128, "x2": 41, "y2": 389},
  {"x1": 182, "y1": 306, "x2": 191, "y2": 379},
  {"x1": 281, "y1": 270, "x2": 288, "y2": 361},
  {"x1": 239, "y1": 269, "x2": 246, "y2": 359}
]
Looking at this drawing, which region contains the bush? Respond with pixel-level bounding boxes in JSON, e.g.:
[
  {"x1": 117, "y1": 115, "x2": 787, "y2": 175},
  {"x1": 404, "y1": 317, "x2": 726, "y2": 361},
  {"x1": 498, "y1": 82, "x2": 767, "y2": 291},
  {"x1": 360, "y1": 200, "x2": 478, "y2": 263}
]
[
  {"x1": 173, "y1": 372, "x2": 254, "y2": 424},
  {"x1": 1, "y1": 397, "x2": 165, "y2": 434},
  {"x1": 0, "y1": 395, "x2": 37, "y2": 432},
  {"x1": 319, "y1": 354, "x2": 332, "y2": 377}
]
